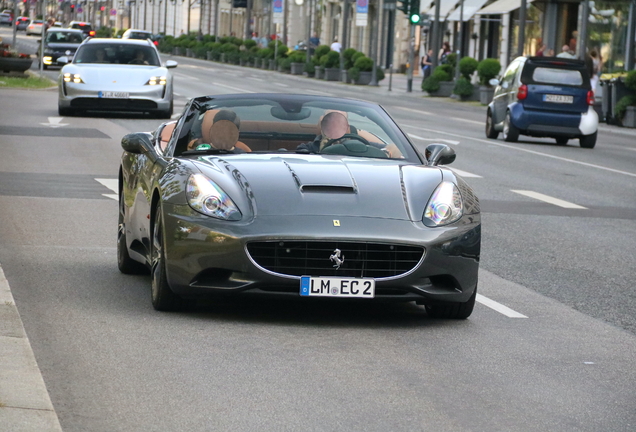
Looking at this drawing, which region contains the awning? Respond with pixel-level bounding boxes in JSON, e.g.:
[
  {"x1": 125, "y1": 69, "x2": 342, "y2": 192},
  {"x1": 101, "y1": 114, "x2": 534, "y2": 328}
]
[
  {"x1": 446, "y1": 0, "x2": 491, "y2": 21},
  {"x1": 421, "y1": 0, "x2": 460, "y2": 21},
  {"x1": 475, "y1": 0, "x2": 535, "y2": 15}
]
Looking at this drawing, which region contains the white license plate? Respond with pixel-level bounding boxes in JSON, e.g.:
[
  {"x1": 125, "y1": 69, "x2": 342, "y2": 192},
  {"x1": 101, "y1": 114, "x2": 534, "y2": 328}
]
[
  {"x1": 544, "y1": 94, "x2": 573, "y2": 104},
  {"x1": 98, "y1": 91, "x2": 130, "y2": 99},
  {"x1": 300, "y1": 276, "x2": 375, "y2": 298}
]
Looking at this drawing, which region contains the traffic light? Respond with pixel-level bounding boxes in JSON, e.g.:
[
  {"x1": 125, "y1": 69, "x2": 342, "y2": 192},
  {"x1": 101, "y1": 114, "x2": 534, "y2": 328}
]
[
  {"x1": 409, "y1": 0, "x2": 420, "y2": 24},
  {"x1": 70, "y1": 4, "x2": 75, "y2": 10},
  {"x1": 100, "y1": 5, "x2": 105, "y2": 11},
  {"x1": 397, "y1": 0, "x2": 410, "y2": 15}
]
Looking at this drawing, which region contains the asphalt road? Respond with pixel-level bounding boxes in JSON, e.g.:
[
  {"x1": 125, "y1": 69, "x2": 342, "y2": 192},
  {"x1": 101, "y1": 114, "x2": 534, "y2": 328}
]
[{"x1": 2, "y1": 29, "x2": 636, "y2": 431}]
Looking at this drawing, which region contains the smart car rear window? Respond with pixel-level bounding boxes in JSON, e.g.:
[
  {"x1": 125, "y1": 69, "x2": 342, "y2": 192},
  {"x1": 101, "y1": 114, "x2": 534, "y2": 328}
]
[{"x1": 532, "y1": 67, "x2": 583, "y2": 86}]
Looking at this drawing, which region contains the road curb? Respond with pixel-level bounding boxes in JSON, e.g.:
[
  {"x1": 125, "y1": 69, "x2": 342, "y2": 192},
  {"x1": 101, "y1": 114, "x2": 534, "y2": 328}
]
[{"x1": 0, "y1": 263, "x2": 63, "y2": 432}]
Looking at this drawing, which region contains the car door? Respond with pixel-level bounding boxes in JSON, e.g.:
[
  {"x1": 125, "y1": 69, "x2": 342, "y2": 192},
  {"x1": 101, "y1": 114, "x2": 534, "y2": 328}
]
[{"x1": 492, "y1": 61, "x2": 519, "y2": 124}]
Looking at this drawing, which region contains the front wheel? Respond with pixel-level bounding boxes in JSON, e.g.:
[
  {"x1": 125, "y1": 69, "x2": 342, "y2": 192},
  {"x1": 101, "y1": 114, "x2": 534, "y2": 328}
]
[
  {"x1": 502, "y1": 111, "x2": 519, "y2": 142},
  {"x1": 151, "y1": 202, "x2": 189, "y2": 311},
  {"x1": 485, "y1": 109, "x2": 499, "y2": 139},
  {"x1": 424, "y1": 286, "x2": 477, "y2": 319},
  {"x1": 579, "y1": 131, "x2": 597, "y2": 149}
]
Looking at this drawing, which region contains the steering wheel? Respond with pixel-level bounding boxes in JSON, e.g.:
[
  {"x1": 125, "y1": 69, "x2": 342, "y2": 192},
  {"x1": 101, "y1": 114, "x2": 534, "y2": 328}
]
[{"x1": 321, "y1": 133, "x2": 370, "y2": 151}]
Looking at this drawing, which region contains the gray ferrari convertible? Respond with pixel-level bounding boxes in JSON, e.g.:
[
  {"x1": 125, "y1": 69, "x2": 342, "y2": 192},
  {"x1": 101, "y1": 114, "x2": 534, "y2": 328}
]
[{"x1": 118, "y1": 94, "x2": 481, "y2": 318}]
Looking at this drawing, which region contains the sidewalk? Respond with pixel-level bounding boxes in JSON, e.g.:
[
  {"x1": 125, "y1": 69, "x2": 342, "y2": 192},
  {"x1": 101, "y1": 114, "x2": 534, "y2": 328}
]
[{"x1": 0, "y1": 263, "x2": 63, "y2": 432}]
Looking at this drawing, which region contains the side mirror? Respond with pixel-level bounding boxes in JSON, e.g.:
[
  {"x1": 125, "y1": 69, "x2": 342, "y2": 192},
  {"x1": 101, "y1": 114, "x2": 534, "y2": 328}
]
[
  {"x1": 57, "y1": 56, "x2": 70, "y2": 64},
  {"x1": 425, "y1": 143, "x2": 456, "y2": 166},
  {"x1": 121, "y1": 132, "x2": 155, "y2": 159},
  {"x1": 489, "y1": 78, "x2": 499, "y2": 86},
  {"x1": 165, "y1": 60, "x2": 178, "y2": 69}
]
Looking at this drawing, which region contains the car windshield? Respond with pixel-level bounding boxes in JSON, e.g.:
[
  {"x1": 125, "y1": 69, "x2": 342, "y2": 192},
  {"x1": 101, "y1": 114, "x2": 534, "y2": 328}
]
[
  {"x1": 532, "y1": 67, "x2": 584, "y2": 86},
  {"x1": 32, "y1": 20, "x2": 43, "y2": 24},
  {"x1": 173, "y1": 95, "x2": 420, "y2": 161},
  {"x1": 128, "y1": 32, "x2": 152, "y2": 39},
  {"x1": 46, "y1": 31, "x2": 84, "y2": 43},
  {"x1": 74, "y1": 43, "x2": 160, "y2": 66}
]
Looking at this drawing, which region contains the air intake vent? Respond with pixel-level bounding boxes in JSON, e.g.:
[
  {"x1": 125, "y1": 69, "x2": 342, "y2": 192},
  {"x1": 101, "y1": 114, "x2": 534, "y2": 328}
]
[
  {"x1": 300, "y1": 185, "x2": 356, "y2": 194},
  {"x1": 246, "y1": 241, "x2": 424, "y2": 279}
]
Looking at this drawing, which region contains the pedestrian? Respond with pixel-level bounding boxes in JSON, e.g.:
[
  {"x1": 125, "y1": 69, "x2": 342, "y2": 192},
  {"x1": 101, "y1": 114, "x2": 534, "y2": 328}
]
[
  {"x1": 536, "y1": 44, "x2": 547, "y2": 57},
  {"x1": 439, "y1": 42, "x2": 451, "y2": 63},
  {"x1": 330, "y1": 37, "x2": 341, "y2": 53},
  {"x1": 421, "y1": 49, "x2": 433, "y2": 80},
  {"x1": 309, "y1": 32, "x2": 320, "y2": 55},
  {"x1": 556, "y1": 44, "x2": 576, "y2": 59},
  {"x1": 590, "y1": 49, "x2": 602, "y2": 91}
]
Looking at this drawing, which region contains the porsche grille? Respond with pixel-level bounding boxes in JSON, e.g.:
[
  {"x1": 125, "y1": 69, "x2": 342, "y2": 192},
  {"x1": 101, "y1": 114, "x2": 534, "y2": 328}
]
[{"x1": 247, "y1": 241, "x2": 424, "y2": 278}]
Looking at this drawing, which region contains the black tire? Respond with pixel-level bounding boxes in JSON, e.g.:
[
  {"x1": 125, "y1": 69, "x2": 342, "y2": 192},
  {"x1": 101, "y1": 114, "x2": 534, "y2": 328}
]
[
  {"x1": 579, "y1": 132, "x2": 597, "y2": 149},
  {"x1": 150, "y1": 202, "x2": 188, "y2": 311},
  {"x1": 155, "y1": 99, "x2": 173, "y2": 119},
  {"x1": 117, "y1": 190, "x2": 147, "y2": 274},
  {"x1": 58, "y1": 105, "x2": 74, "y2": 116},
  {"x1": 485, "y1": 109, "x2": 499, "y2": 139},
  {"x1": 425, "y1": 285, "x2": 477, "y2": 319},
  {"x1": 555, "y1": 137, "x2": 569, "y2": 145},
  {"x1": 502, "y1": 111, "x2": 519, "y2": 142}
]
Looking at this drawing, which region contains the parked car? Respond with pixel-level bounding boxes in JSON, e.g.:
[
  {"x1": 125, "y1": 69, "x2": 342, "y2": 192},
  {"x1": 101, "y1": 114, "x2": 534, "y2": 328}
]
[
  {"x1": 57, "y1": 38, "x2": 176, "y2": 117},
  {"x1": 117, "y1": 93, "x2": 481, "y2": 318},
  {"x1": 26, "y1": 19, "x2": 44, "y2": 35},
  {"x1": 68, "y1": 21, "x2": 95, "y2": 37},
  {"x1": 486, "y1": 56, "x2": 598, "y2": 148},
  {"x1": 38, "y1": 28, "x2": 85, "y2": 69},
  {"x1": 15, "y1": 16, "x2": 30, "y2": 30},
  {"x1": 0, "y1": 12, "x2": 12, "y2": 26}
]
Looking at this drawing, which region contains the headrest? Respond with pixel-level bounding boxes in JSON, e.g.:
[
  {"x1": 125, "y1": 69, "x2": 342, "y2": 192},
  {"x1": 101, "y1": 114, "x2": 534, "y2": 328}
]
[
  {"x1": 200, "y1": 109, "x2": 220, "y2": 143},
  {"x1": 209, "y1": 120, "x2": 239, "y2": 150},
  {"x1": 160, "y1": 122, "x2": 176, "y2": 143}
]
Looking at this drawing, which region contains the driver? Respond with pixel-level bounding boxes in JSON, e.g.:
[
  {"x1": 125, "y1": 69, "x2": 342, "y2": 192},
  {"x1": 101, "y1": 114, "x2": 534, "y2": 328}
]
[{"x1": 296, "y1": 110, "x2": 355, "y2": 153}]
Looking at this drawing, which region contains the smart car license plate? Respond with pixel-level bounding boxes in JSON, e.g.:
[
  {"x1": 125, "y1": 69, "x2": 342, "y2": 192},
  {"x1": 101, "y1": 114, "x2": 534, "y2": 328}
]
[
  {"x1": 98, "y1": 91, "x2": 129, "y2": 98},
  {"x1": 544, "y1": 94, "x2": 573, "y2": 103},
  {"x1": 300, "y1": 276, "x2": 375, "y2": 298}
]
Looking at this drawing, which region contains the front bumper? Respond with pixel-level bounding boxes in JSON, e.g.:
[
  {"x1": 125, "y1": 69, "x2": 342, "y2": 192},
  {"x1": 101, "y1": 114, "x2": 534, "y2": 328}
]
[
  {"x1": 159, "y1": 203, "x2": 481, "y2": 305},
  {"x1": 58, "y1": 80, "x2": 171, "y2": 112}
]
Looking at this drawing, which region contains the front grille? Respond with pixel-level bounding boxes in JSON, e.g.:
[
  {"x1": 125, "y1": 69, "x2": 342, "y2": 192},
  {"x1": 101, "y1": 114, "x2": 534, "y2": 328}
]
[
  {"x1": 71, "y1": 98, "x2": 157, "y2": 110},
  {"x1": 247, "y1": 241, "x2": 424, "y2": 279}
]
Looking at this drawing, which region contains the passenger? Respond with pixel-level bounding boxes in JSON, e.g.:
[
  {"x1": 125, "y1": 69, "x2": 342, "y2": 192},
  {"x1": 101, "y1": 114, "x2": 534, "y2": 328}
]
[
  {"x1": 188, "y1": 109, "x2": 251, "y2": 153},
  {"x1": 129, "y1": 49, "x2": 149, "y2": 65},
  {"x1": 93, "y1": 48, "x2": 108, "y2": 63}
]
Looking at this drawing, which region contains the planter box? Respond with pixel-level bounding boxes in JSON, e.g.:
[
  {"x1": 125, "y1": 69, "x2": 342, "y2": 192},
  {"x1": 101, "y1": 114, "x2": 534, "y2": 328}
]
[
  {"x1": 479, "y1": 86, "x2": 495, "y2": 105},
  {"x1": 269, "y1": 59, "x2": 277, "y2": 70},
  {"x1": 0, "y1": 57, "x2": 33, "y2": 73},
  {"x1": 341, "y1": 70, "x2": 349, "y2": 83},
  {"x1": 324, "y1": 67, "x2": 340, "y2": 81},
  {"x1": 220, "y1": 53, "x2": 226, "y2": 63},
  {"x1": 623, "y1": 106, "x2": 636, "y2": 128},
  {"x1": 355, "y1": 71, "x2": 372, "y2": 85},
  {"x1": 261, "y1": 58, "x2": 268, "y2": 69},
  {"x1": 314, "y1": 66, "x2": 324, "y2": 79},
  {"x1": 437, "y1": 81, "x2": 455, "y2": 97},
  {"x1": 290, "y1": 62, "x2": 304, "y2": 75}
]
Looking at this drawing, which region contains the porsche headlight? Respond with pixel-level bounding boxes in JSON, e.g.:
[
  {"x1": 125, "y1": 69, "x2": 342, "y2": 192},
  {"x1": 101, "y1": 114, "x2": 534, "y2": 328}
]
[
  {"x1": 63, "y1": 73, "x2": 84, "y2": 84},
  {"x1": 423, "y1": 182, "x2": 463, "y2": 227},
  {"x1": 186, "y1": 174, "x2": 241, "y2": 220},
  {"x1": 146, "y1": 76, "x2": 167, "y2": 86}
]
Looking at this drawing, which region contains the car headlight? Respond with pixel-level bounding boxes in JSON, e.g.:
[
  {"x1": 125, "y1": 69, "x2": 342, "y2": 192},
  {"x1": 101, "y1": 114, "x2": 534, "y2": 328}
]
[
  {"x1": 186, "y1": 174, "x2": 241, "y2": 220},
  {"x1": 146, "y1": 76, "x2": 167, "y2": 86},
  {"x1": 423, "y1": 182, "x2": 463, "y2": 227},
  {"x1": 63, "y1": 73, "x2": 84, "y2": 84}
]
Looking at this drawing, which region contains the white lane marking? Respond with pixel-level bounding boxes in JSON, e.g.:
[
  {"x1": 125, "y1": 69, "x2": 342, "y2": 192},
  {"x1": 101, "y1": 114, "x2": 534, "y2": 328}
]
[
  {"x1": 450, "y1": 117, "x2": 483, "y2": 125},
  {"x1": 274, "y1": 83, "x2": 289, "y2": 87},
  {"x1": 174, "y1": 92, "x2": 182, "y2": 96},
  {"x1": 175, "y1": 73, "x2": 199, "y2": 80},
  {"x1": 41, "y1": 117, "x2": 68, "y2": 128},
  {"x1": 511, "y1": 190, "x2": 587, "y2": 209},
  {"x1": 95, "y1": 178, "x2": 118, "y2": 193},
  {"x1": 248, "y1": 77, "x2": 264, "y2": 81},
  {"x1": 450, "y1": 168, "x2": 482, "y2": 178},
  {"x1": 212, "y1": 82, "x2": 255, "y2": 93},
  {"x1": 408, "y1": 133, "x2": 460, "y2": 145},
  {"x1": 401, "y1": 124, "x2": 636, "y2": 178},
  {"x1": 392, "y1": 106, "x2": 434, "y2": 116},
  {"x1": 476, "y1": 294, "x2": 528, "y2": 318}
]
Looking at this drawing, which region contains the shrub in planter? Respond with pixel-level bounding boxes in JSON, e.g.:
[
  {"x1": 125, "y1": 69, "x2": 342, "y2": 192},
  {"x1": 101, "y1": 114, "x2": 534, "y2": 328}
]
[
  {"x1": 436, "y1": 64, "x2": 454, "y2": 80},
  {"x1": 352, "y1": 51, "x2": 366, "y2": 64},
  {"x1": 432, "y1": 67, "x2": 451, "y2": 82},
  {"x1": 227, "y1": 51, "x2": 240, "y2": 64},
  {"x1": 614, "y1": 95, "x2": 636, "y2": 121},
  {"x1": 422, "y1": 76, "x2": 440, "y2": 93},
  {"x1": 268, "y1": 40, "x2": 289, "y2": 56},
  {"x1": 313, "y1": 45, "x2": 330, "y2": 63},
  {"x1": 453, "y1": 77, "x2": 475, "y2": 99},
  {"x1": 221, "y1": 43, "x2": 239, "y2": 54},
  {"x1": 477, "y1": 58, "x2": 501, "y2": 85},
  {"x1": 459, "y1": 56, "x2": 478, "y2": 79},
  {"x1": 374, "y1": 67, "x2": 385, "y2": 82},
  {"x1": 348, "y1": 66, "x2": 360, "y2": 82},
  {"x1": 321, "y1": 50, "x2": 341, "y2": 69},
  {"x1": 625, "y1": 69, "x2": 636, "y2": 91},
  {"x1": 243, "y1": 39, "x2": 257, "y2": 50},
  {"x1": 353, "y1": 56, "x2": 373, "y2": 72},
  {"x1": 343, "y1": 48, "x2": 357, "y2": 69},
  {"x1": 305, "y1": 60, "x2": 316, "y2": 76}
]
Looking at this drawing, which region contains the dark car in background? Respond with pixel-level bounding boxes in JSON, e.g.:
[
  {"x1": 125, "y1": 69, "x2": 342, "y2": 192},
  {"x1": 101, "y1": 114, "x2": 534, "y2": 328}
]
[
  {"x1": 486, "y1": 56, "x2": 598, "y2": 148},
  {"x1": 68, "y1": 21, "x2": 95, "y2": 37},
  {"x1": 39, "y1": 28, "x2": 85, "y2": 69},
  {"x1": 122, "y1": 28, "x2": 159, "y2": 46},
  {"x1": 15, "y1": 16, "x2": 30, "y2": 30}
]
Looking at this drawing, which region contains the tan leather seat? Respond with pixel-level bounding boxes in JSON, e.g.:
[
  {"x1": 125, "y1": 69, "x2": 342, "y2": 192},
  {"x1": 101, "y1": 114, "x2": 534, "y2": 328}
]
[{"x1": 159, "y1": 121, "x2": 176, "y2": 151}]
